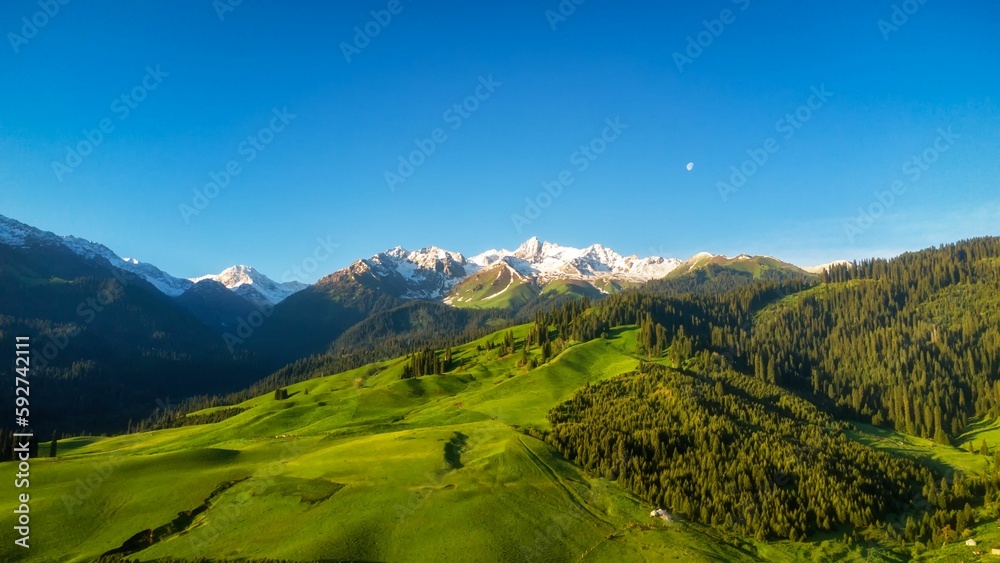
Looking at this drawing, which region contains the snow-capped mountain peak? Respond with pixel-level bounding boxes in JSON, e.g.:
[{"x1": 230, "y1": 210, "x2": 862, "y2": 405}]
[
  {"x1": 191, "y1": 265, "x2": 307, "y2": 307},
  {"x1": 513, "y1": 236, "x2": 545, "y2": 261},
  {"x1": 192, "y1": 264, "x2": 258, "y2": 288},
  {"x1": 351, "y1": 245, "x2": 475, "y2": 299}
]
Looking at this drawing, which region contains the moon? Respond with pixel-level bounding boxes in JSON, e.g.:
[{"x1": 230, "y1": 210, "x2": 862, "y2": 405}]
[{"x1": 686, "y1": 162, "x2": 694, "y2": 171}]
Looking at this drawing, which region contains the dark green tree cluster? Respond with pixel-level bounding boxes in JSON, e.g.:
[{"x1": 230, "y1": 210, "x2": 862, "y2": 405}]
[
  {"x1": 401, "y1": 347, "x2": 451, "y2": 379},
  {"x1": 496, "y1": 330, "x2": 517, "y2": 356},
  {"x1": 740, "y1": 238, "x2": 1000, "y2": 442},
  {"x1": 533, "y1": 297, "x2": 613, "y2": 343},
  {"x1": 544, "y1": 361, "x2": 939, "y2": 541},
  {"x1": 638, "y1": 313, "x2": 670, "y2": 357},
  {"x1": 644, "y1": 263, "x2": 808, "y2": 297},
  {"x1": 524, "y1": 320, "x2": 551, "y2": 349}
]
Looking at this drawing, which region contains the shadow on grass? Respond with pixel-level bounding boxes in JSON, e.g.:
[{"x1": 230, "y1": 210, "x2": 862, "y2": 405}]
[{"x1": 444, "y1": 431, "x2": 468, "y2": 469}]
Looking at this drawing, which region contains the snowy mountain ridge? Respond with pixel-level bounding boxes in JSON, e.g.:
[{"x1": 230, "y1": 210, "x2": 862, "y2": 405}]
[
  {"x1": 61, "y1": 236, "x2": 196, "y2": 297},
  {"x1": 0, "y1": 214, "x2": 304, "y2": 305},
  {"x1": 470, "y1": 236, "x2": 682, "y2": 282},
  {"x1": 0, "y1": 214, "x2": 64, "y2": 248},
  {"x1": 331, "y1": 237, "x2": 685, "y2": 303},
  {"x1": 0, "y1": 213, "x2": 838, "y2": 310}
]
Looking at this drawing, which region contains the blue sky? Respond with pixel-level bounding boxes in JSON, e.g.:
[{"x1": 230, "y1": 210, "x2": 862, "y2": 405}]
[{"x1": 1, "y1": 0, "x2": 997, "y2": 282}]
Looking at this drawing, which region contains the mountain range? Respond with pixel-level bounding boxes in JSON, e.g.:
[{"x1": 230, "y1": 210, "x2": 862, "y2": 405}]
[{"x1": 0, "y1": 214, "x2": 838, "y2": 312}]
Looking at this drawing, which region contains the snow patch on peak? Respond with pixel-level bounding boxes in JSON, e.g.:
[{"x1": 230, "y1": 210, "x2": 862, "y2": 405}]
[
  {"x1": 192, "y1": 265, "x2": 259, "y2": 287},
  {"x1": 688, "y1": 252, "x2": 717, "y2": 261},
  {"x1": 191, "y1": 265, "x2": 307, "y2": 306},
  {"x1": 513, "y1": 237, "x2": 545, "y2": 261},
  {"x1": 359, "y1": 244, "x2": 475, "y2": 299}
]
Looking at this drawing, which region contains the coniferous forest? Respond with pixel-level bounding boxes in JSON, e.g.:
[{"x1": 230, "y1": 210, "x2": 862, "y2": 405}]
[{"x1": 523, "y1": 237, "x2": 1000, "y2": 547}]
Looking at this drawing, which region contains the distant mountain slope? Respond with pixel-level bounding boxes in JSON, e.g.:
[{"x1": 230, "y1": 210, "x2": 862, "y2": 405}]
[
  {"x1": 61, "y1": 236, "x2": 196, "y2": 296},
  {"x1": 338, "y1": 246, "x2": 476, "y2": 300},
  {"x1": 666, "y1": 252, "x2": 812, "y2": 279},
  {"x1": 444, "y1": 262, "x2": 538, "y2": 308},
  {"x1": 240, "y1": 266, "x2": 409, "y2": 364},
  {"x1": 641, "y1": 253, "x2": 814, "y2": 298},
  {"x1": 0, "y1": 230, "x2": 261, "y2": 435},
  {"x1": 329, "y1": 300, "x2": 509, "y2": 357},
  {"x1": 2, "y1": 213, "x2": 303, "y2": 310},
  {"x1": 173, "y1": 279, "x2": 259, "y2": 333},
  {"x1": 440, "y1": 237, "x2": 679, "y2": 308}
]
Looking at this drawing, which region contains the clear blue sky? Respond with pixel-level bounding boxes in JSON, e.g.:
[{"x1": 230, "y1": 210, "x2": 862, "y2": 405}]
[{"x1": 1, "y1": 0, "x2": 998, "y2": 281}]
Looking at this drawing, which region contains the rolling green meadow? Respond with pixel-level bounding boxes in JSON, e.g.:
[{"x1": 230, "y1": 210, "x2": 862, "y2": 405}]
[{"x1": 3, "y1": 324, "x2": 1000, "y2": 562}]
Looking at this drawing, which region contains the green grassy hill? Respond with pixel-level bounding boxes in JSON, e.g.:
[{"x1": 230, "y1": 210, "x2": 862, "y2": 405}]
[
  {"x1": 666, "y1": 254, "x2": 811, "y2": 280},
  {"x1": 445, "y1": 264, "x2": 538, "y2": 309},
  {"x1": 1, "y1": 324, "x2": 992, "y2": 562}
]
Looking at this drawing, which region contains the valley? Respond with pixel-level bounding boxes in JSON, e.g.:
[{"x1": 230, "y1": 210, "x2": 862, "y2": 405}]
[
  {"x1": 4, "y1": 5, "x2": 994, "y2": 561},
  {"x1": 4, "y1": 214, "x2": 1000, "y2": 562}
]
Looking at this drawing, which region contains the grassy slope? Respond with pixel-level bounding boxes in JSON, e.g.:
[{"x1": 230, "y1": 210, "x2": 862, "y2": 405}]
[
  {"x1": 447, "y1": 267, "x2": 619, "y2": 310},
  {"x1": 668, "y1": 255, "x2": 812, "y2": 280},
  {"x1": 0, "y1": 327, "x2": 748, "y2": 562},
  {"x1": 539, "y1": 279, "x2": 607, "y2": 299},
  {"x1": 446, "y1": 266, "x2": 538, "y2": 310},
  {"x1": 1, "y1": 324, "x2": 984, "y2": 562}
]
